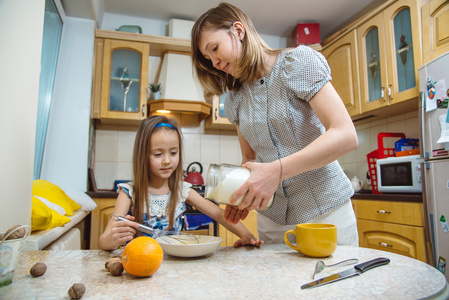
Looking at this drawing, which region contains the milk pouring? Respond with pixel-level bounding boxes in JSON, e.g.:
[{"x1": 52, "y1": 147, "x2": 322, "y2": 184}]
[{"x1": 205, "y1": 164, "x2": 274, "y2": 208}]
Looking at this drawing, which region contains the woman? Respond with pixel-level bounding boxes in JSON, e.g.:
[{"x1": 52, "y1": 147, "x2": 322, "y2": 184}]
[{"x1": 191, "y1": 3, "x2": 359, "y2": 245}]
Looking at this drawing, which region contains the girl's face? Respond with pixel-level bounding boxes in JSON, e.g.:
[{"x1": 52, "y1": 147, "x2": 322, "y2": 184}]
[
  {"x1": 149, "y1": 129, "x2": 180, "y2": 181},
  {"x1": 198, "y1": 22, "x2": 244, "y2": 77}
]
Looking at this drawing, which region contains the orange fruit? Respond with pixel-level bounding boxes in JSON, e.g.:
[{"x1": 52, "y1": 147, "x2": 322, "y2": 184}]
[{"x1": 122, "y1": 236, "x2": 164, "y2": 277}]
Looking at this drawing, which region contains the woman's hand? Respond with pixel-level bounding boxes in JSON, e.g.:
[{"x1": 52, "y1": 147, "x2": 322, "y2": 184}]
[
  {"x1": 233, "y1": 234, "x2": 264, "y2": 248},
  {"x1": 109, "y1": 215, "x2": 139, "y2": 247},
  {"x1": 230, "y1": 160, "x2": 280, "y2": 211}
]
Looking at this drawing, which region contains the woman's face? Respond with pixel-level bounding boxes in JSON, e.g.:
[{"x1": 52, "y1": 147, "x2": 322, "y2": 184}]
[
  {"x1": 149, "y1": 129, "x2": 180, "y2": 181},
  {"x1": 198, "y1": 23, "x2": 244, "y2": 77}
]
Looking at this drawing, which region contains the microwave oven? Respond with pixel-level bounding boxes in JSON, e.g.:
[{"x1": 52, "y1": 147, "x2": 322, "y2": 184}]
[{"x1": 376, "y1": 155, "x2": 423, "y2": 193}]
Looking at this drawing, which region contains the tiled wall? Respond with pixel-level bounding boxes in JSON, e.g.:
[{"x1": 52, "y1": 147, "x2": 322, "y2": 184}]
[
  {"x1": 339, "y1": 110, "x2": 420, "y2": 190},
  {"x1": 93, "y1": 109, "x2": 419, "y2": 191},
  {"x1": 93, "y1": 113, "x2": 242, "y2": 190}
]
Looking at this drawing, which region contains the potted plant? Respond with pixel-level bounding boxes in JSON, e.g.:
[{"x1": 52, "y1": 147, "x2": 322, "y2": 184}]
[{"x1": 149, "y1": 83, "x2": 161, "y2": 100}]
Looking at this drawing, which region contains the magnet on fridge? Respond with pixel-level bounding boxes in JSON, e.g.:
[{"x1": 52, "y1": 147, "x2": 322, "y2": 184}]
[
  {"x1": 440, "y1": 215, "x2": 449, "y2": 233},
  {"x1": 438, "y1": 256, "x2": 446, "y2": 274},
  {"x1": 426, "y1": 77, "x2": 437, "y2": 112}
]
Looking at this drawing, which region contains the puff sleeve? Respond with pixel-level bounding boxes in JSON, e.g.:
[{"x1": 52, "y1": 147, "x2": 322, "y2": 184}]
[{"x1": 281, "y1": 46, "x2": 332, "y2": 102}]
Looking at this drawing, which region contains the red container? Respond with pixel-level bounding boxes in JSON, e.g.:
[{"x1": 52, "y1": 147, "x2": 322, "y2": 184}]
[
  {"x1": 292, "y1": 23, "x2": 320, "y2": 47},
  {"x1": 366, "y1": 132, "x2": 406, "y2": 194}
]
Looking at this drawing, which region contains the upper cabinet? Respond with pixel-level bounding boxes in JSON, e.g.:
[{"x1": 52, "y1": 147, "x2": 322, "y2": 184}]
[
  {"x1": 91, "y1": 30, "x2": 210, "y2": 126},
  {"x1": 321, "y1": 30, "x2": 361, "y2": 117},
  {"x1": 421, "y1": 0, "x2": 449, "y2": 63},
  {"x1": 91, "y1": 38, "x2": 149, "y2": 124},
  {"x1": 204, "y1": 93, "x2": 236, "y2": 130},
  {"x1": 357, "y1": 0, "x2": 422, "y2": 112}
]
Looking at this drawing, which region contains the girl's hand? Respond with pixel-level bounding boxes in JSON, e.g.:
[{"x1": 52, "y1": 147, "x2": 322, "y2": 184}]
[
  {"x1": 230, "y1": 161, "x2": 280, "y2": 211},
  {"x1": 233, "y1": 235, "x2": 264, "y2": 248},
  {"x1": 110, "y1": 215, "x2": 139, "y2": 246}
]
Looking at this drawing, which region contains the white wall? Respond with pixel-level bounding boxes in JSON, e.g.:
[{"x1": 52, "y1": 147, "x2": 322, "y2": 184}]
[
  {"x1": 41, "y1": 17, "x2": 95, "y2": 192},
  {"x1": 101, "y1": 13, "x2": 289, "y2": 49},
  {"x1": 0, "y1": 0, "x2": 45, "y2": 231}
]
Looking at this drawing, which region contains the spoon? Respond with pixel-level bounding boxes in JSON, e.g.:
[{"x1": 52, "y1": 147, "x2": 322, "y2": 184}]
[{"x1": 313, "y1": 258, "x2": 359, "y2": 279}]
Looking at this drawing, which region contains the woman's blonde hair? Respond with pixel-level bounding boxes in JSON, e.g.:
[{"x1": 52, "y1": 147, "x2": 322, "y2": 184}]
[
  {"x1": 132, "y1": 115, "x2": 183, "y2": 231},
  {"x1": 191, "y1": 2, "x2": 280, "y2": 98}
]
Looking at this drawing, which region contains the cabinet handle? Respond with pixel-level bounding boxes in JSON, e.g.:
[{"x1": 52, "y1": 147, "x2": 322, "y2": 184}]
[
  {"x1": 381, "y1": 87, "x2": 386, "y2": 102},
  {"x1": 214, "y1": 108, "x2": 218, "y2": 120},
  {"x1": 388, "y1": 85, "x2": 393, "y2": 101},
  {"x1": 142, "y1": 104, "x2": 146, "y2": 117},
  {"x1": 376, "y1": 210, "x2": 391, "y2": 214},
  {"x1": 379, "y1": 242, "x2": 393, "y2": 248}
]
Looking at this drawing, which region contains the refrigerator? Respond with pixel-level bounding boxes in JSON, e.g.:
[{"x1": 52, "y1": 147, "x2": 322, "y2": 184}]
[{"x1": 418, "y1": 51, "x2": 449, "y2": 282}]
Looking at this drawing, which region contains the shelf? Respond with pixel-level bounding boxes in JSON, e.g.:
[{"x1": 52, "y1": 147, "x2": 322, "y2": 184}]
[
  {"x1": 95, "y1": 29, "x2": 191, "y2": 56},
  {"x1": 148, "y1": 99, "x2": 212, "y2": 121}
]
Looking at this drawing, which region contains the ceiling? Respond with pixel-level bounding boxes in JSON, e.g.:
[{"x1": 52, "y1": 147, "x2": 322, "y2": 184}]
[{"x1": 63, "y1": 0, "x2": 387, "y2": 41}]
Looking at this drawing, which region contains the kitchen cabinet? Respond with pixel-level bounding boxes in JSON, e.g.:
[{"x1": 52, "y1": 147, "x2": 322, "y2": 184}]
[
  {"x1": 353, "y1": 199, "x2": 428, "y2": 263},
  {"x1": 90, "y1": 197, "x2": 116, "y2": 250},
  {"x1": 91, "y1": 30, "x2": 210, "y2": 126},
  {"x1": 421, "y1": 0, "x2": 449, "y2": 63},
  {"x1": 321, "y1": 30, "x2": 361, "y2": 117},
  {"x1": 357, "y1": 0, "x2": 422, "y2": 113},
  {"x1": 204, "y1": 93, "x2": 236, "y2": 130},
  {"x1": 217, "y1": 204, "x2": 258, "y2": 246},
  {"x1": 91, "y1": 37, "x2": 149, "y2": 125}
]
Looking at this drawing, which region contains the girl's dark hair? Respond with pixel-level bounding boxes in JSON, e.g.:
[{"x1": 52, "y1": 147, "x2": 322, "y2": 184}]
[
  {"x1": 132, "y1": 115, "x2": 183, "y2": 230},
  {"x1": 191, "y1": 2, "x2": 280, "y2": 98}
]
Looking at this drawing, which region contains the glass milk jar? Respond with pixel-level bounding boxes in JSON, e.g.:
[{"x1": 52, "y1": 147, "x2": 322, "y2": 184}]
[{"x1": 205, "y1": 164, "x2": 274, "y2": 208}]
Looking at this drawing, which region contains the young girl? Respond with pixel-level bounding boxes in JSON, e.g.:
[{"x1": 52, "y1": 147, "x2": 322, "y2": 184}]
[
  {"x1": 99, "y1": 115, "x2": 263, "y2": 250},
  {"x1": 191, "y1": 3, "x2": 359, "y2": 245}
]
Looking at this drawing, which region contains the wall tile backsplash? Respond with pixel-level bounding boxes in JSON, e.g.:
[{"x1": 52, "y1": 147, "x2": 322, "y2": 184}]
[
  {"x1": 93, "y1": 110, "x2": 419, "y2": 191},
  {"x1": 93, "y1": 113, "x2": 242, "y2": 190},
  {"x1": 340, "y1": 110, "x2": 419, "y2": 190}
]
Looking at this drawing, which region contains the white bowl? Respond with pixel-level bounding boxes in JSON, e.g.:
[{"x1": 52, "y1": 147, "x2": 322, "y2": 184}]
[{"x1": 156, "y1": 235, "x2": 222, "y2": 258}]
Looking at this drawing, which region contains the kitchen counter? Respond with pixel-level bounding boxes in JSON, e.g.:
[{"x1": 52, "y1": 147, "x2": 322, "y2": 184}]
[
  {"x1": 352, "y1": 192, "x2": 422, "y2": 202},
  {"x1": 1, "y1": 244, "x2": 447, "y2": 299}
]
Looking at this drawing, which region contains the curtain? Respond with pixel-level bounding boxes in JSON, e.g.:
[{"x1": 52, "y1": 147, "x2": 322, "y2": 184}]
[{"x1": 33, "y1": 0, "x2": 62, "y2": 179}]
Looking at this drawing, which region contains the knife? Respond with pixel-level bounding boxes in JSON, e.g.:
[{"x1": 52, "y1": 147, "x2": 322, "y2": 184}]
[{"x1": 301, "y1": 257, "x2": 390, "y2": 290}]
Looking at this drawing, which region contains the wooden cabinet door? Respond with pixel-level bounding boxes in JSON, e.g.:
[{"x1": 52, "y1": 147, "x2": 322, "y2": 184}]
[
  {"x1": 90, "y1": 198, "x2": 117, "y2": 249},
  {"x1": 358, "y1": 0, "x2": 421, "y2": 113},
  {"x1": 322, "y1": 30, "x2": 361, "y2": 117},
  {"x1": 94, "y1": 38, "x2": 149, "y2": 123},
  {"x1": 383, "y1": 0, "x2": 421, "y2": 105},
  {"x1": 422, "y1": 0, "x2": 449, "y2": 63},
  {"x1": 218, "y1": 205, "x2": 258, "y2": 246},
  {"x1": 358, "y1": 219, "x2": 427, "y2": 262},
  {"x1": 358, "y1": 13, "x2": 389, "y2": 112},
  {"x1": 204, "y1": 93, "x2": 235, "y2": 130}
]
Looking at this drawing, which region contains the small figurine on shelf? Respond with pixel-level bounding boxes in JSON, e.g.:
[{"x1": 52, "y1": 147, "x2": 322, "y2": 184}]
[{"x1": 149, "y1": 83, "x2": 161, "y2": 100}]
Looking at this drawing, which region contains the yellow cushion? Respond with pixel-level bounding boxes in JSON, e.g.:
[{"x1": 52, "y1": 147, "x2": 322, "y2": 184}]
[
  {"x1": 31, "y1": 196, "x2": 71, "y2": 231},
  {"x1": 31, "y1": 196, "x2": 52, "y2": 231},
  {"x1": 32, "y1": 180, "x2": 81, "y2": 216}
]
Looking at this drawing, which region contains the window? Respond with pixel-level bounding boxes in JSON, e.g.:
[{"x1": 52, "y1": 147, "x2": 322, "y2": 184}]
[{"x1": 33, "y1": 0, "x2": 63, "y2": 179}]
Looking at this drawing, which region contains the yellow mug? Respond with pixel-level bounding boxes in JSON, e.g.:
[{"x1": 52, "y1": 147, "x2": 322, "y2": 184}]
[{"x1": 284, "y1": 223, "x2": 337, "y2": 257}]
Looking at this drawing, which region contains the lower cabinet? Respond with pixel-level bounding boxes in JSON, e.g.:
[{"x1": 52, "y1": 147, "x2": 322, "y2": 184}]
[
  {"x1": 218, "y1": 205, "x2": 258, "y2": 247},
  {"x1": 90, "y1": 198, "x2": 116, "y2": 250},
  {"x1": 353, "y1": 199, "x2": 428, "y2": 263}
]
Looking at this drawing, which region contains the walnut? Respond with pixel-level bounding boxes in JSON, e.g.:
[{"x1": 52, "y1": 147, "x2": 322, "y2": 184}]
[
  {"x1": 30, "y1": 262, "x2": 47, "y2": 277},
  {"x1": 4, "y1": 225, "x2": 26, "y2": 240},
  {"x1": 109, "y1": 261, "x2": 124, "y2": 276},
  {"x1": 105, "y1": 257, "x2": 121, "y2": 271},
  {"x1": 68, "y1": 283, "x2": 85, "y2": 299}
]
